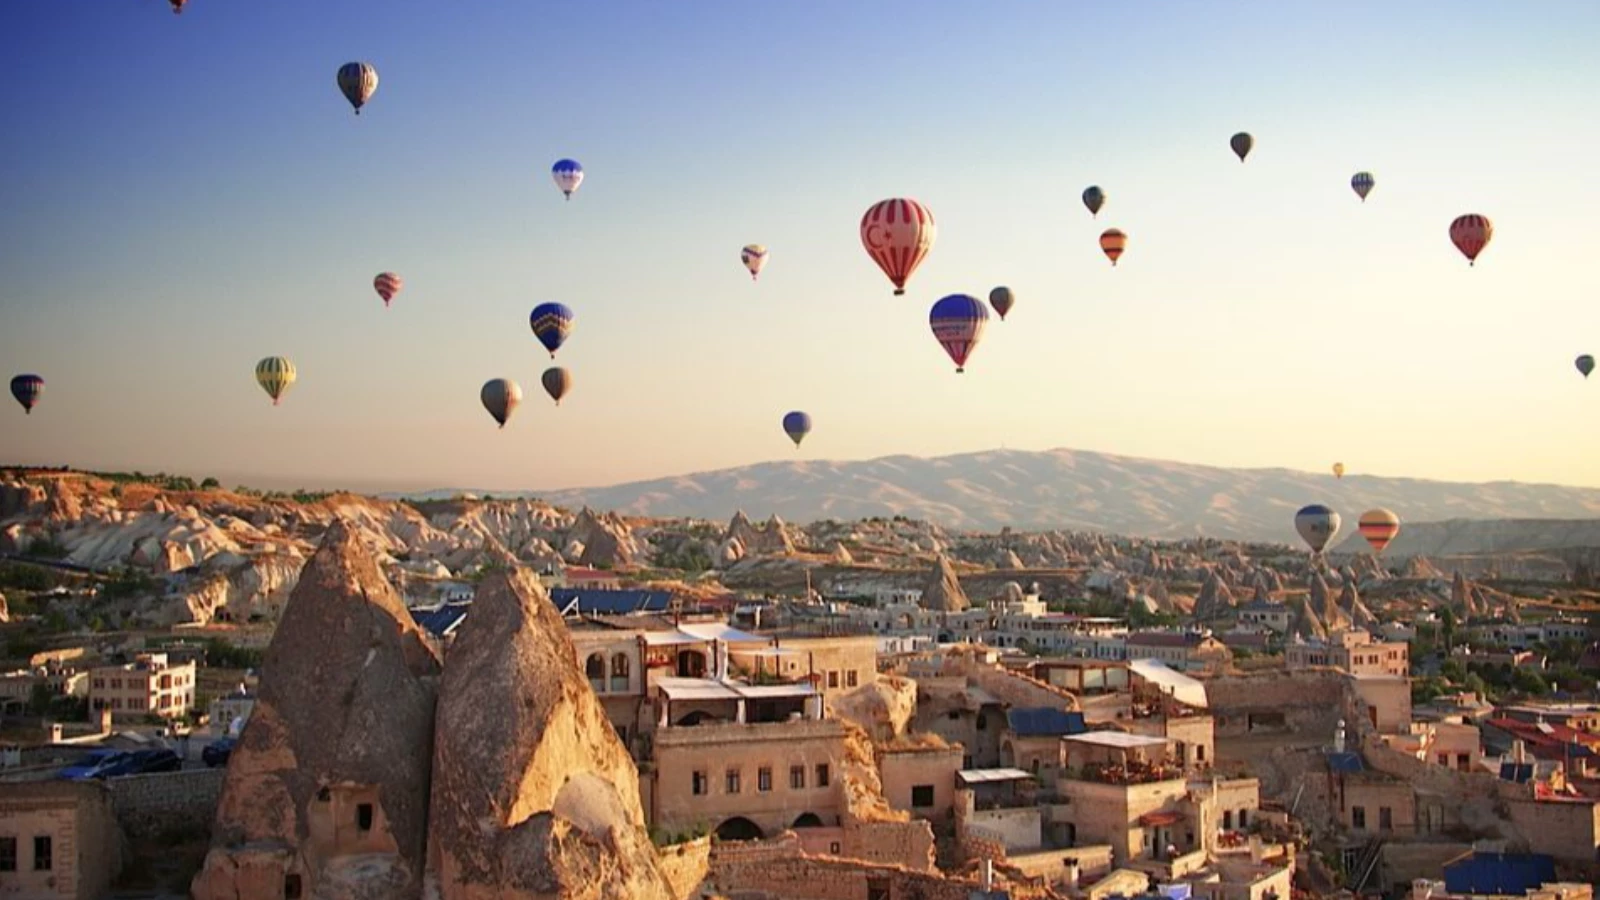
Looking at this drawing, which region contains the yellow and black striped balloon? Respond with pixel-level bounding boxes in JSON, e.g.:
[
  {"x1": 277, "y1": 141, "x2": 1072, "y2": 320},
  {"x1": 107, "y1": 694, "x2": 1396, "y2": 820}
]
[{"x1": 255, "y1": 357, "x2": 296, "y2": 406}]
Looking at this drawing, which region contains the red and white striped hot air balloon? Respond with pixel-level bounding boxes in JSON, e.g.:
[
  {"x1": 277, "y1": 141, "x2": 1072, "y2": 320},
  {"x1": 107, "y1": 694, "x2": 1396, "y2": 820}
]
[
  {"x1": 860, "y1": 198, "x2": 936, "y2": 295},
  {"x1": 1358, "y1": 508, "x2": 1401, "y2": 554},
  {"x1": 1449, "y1": 215, "x2": 1492, "y2": 266},
  {"x1": 373, "y1": 272, "x2": 403, "y2": 307}
]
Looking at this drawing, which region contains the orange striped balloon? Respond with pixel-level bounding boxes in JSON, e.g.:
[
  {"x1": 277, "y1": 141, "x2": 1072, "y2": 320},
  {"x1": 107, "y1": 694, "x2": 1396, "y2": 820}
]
[
  {"x1": 1449, "y1": 214, "x2": 1492, "y2": 266},
  {"x1": 373, "y1": 272, "x2": 403, "y2": 307},
  {"x1": 1099, "y1": 229, "x2": 1127, "y2": 266},
  {"x1": 1358, "y1": 508, "x2": 1401, "y2": 554}
]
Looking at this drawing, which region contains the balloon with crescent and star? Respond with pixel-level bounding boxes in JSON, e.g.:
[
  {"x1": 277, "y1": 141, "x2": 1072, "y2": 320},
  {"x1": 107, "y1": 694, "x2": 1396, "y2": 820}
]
[{"x1": 860, "y1": 198, "x2": 936, "y2": 295}]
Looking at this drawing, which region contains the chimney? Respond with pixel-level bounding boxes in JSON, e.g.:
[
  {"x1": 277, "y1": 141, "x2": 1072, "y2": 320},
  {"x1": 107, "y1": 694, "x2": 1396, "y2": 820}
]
[
  {"x1": 1250, "y1": 834, "x2": 1264, "y2": 864},
  {"x1": 46, "y1": 722, "x2": 62, "y2": 743},
  {"x1": 1334, "y1": 718, "x2": 1347, "y2": 753},
  {"x1": 1513, "y1": 739, "x2": 1527, "y2": 765},
  {"x1": 980, "y1": 858, "x2": 994, "y2": 891},
  {"x1": 1063, "y1": 859, "x2": 1080, "y2": 890},
  {"x1": 98, "y1": 706, "x2": 113, "y2": 735}
]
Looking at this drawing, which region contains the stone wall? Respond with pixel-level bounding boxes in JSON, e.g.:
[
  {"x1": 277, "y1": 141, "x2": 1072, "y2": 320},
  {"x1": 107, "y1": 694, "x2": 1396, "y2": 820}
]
[
  {"x1": 1505, "y1": 796, "x2": 1600, "y2": 865},
  {"x1": 711, "y1": 850, "x2": 984, "y2": 900},
  {"x1": 842, "y1": 819, "x2": 938, "y2": 872},
  {"x1": 1207, "y1": 670, "x2": 1369, "y2": 744},
  {"x1": 1379, "y1": 842, "x2": 1473, "y2": 894},
  {"x1": 657, "y1": 835, "x2": 712, "y2": 900},
  {"x1": 966, "y1": 664, "x2": 1080, "y2": 712},
  {"x1": 107, "y1": 767, "x2": 225, "y2": 839}
]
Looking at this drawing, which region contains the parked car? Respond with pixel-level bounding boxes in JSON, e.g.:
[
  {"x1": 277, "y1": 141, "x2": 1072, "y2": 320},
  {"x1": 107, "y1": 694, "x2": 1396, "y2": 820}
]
[
  {"x1": 125, "y1": 747, "x2": 182, "y2": 774},
  {"x1": 202, "y1": 737, "x2": 236, "y2": 768},
  {"x1": 58, "y1": 749, "x2": 126, "y2": 780}
]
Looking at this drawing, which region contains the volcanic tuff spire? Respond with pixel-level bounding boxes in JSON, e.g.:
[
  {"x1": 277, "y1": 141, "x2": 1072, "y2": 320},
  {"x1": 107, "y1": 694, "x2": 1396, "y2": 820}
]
[
  {"x1": 920, "y1": 553, "x2": 971, "y2": 612},
  {"x1": 192, "y1": 520, "x2": 442, "y2": 900},
  {"x1": 424, "y1": 564, "x2": 674, "y2": 899}
]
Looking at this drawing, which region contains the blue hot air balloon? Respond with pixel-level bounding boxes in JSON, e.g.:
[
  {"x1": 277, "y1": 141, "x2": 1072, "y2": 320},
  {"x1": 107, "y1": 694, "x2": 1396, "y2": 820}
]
[
  {"x1": 10, "y1": 374, "x2": 43, "y2": 414},
  {"x1": 551, "y1": 159, "x2": 584, "y2": 200},
  {"x1": 1294, "y1": 504, "x2": 1342, "y2": 554},
  {"x1": 782, "y1": 411, "x2": 812, "y2": 448},
  {"x1": 929, "y1": 294, "x2": 990, "y2": 373},
  {"x1": 529, "y1": 303, "x2": 575, "y2": 358}
]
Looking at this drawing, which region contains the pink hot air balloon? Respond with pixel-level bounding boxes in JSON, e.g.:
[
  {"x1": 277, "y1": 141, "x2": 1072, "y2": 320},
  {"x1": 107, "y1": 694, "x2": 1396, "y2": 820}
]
[
  {"x1": 373, "y1": 272, "x2": 403, "y2": 307},
  {"x1": 1449, "y1": 215, "x2": 1492, "y2": 266},
  {"x1": 861, "y1": 198, "x2": 936, "y2": 295}
]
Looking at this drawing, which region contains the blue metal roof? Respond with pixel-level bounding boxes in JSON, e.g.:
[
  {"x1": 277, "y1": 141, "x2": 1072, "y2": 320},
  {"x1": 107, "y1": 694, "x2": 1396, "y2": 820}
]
[
  {"x1": 1006, "y1": 708, "x2": 1087, "y2": 737},
  {"x1": 411, "y1": 602, "x2": 471, "y2": 638},
  {"x1": 1325, "y1": 751, "x2": 1365, "y2": 773},
  {"x1": 1444, "y1": 852, "x2": 1555, "y2": 894},
  {"x1": 549, "y1": 588, "x2": 672, "y2": 615}
]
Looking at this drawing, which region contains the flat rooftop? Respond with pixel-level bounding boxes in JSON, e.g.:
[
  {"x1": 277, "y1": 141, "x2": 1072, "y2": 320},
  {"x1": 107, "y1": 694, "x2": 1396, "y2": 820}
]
[{"x1": 1064, "y1": 731, "x2": 1169, "y2": 750}]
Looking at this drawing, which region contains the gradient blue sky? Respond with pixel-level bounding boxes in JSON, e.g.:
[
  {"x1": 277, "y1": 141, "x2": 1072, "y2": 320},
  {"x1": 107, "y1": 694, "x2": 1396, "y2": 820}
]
[{"x1": 3, "y1": 1, "x2": 1599, "y2": 493}]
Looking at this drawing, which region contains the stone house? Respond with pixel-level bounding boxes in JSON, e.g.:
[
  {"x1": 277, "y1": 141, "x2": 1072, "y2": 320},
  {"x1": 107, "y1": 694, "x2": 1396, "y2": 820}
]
[
  {"x1": 0, "y1": 780, "x2": 122, "y2": 900},
  {"x1": 879, "y1": 741, "x2": 963, "y2": 821}
]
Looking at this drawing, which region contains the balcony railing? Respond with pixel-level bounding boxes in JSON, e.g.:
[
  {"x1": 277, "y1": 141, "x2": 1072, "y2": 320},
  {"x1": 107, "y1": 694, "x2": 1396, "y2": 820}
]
[{"x1": 1067, "y1": 760, "x2": 1185, "y2": 786}]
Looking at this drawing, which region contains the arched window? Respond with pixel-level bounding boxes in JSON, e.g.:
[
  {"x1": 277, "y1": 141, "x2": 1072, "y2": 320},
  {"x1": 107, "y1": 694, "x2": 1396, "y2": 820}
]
[
  {"x1": 610, "y1": 652, "x2": 631, "y2": 692},
  {"x1": 585, "y1": 653, "x2": 605, "y2": 692}
]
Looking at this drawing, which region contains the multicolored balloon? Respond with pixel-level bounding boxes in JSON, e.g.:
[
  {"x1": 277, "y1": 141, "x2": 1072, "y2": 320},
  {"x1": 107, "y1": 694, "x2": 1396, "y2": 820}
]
[
  {"x1": 254, "y1": 357, "x2": 296, "y2": 406},
  {"x1": 1082, "y1": 186, "x2": 1106, "y2": 217},
  {"x1": 530, "y1": 303, "x2": 574, "y2": 358},
  {"x1": 741, "y1": 244, "x2": 769, "y2": 281},
  {"x1": 1577, "y1": 355, "x2": 1595, "y2": 379},
  {"x1": 10, "y1": 375, "x2": 43, "y2": 415},
  {"x1": 929, "y1": 294, "x2": 989, "y2": 374},
  {"x1": 373, "y1": 272, "x2": 403, "y2": 308},
  {"x1": 169, "y1": 0, "x2": 187, "y2": 13},
  {"x1": 552, "y1": 159, "x2": 584, "y2": 200},
  {"x1": 336, "y1": 63, "x2": 378, "y2": 115},
  {"x1": 861, "y1": 198, "x2": 936, "y2": 295},
  {"x1": 481, "y1": 378, "x2": 522, "y2": 428},
  {"x1": 1294, "y1": 504, "x2": 1341, "y2": 554},
  {"x1": 1449, "y1": 214, "x2": 1492, "y2": 266},
  {"x1": 541, "y1": 367, "x2": 571, "y2": 406},
  {"x1": 989, "y1": 286, "x2": 1015, "y2": 321},
  {"x1": 782, "y1": 411, "x2": 812, "y2": 448},
  {"x1": 1350, "y1": 172, "x2": 1375, "y2": 202},
  {"x1": 1230, "y1": 132, "x2": 1254, "y2": 162},
  {"x1": 1099, "y1": 229, "x2": 1127, "y2": 266},
  {"x1": 1332, "y1": 462, "x2": 1345, "y2": 479},
  {"x1": 1358, "y1": 508, "x2": 1401, "y2": 555}
]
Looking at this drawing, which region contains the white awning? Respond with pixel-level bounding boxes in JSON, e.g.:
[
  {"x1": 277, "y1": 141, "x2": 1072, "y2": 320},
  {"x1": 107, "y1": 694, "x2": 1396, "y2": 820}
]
[
  {"x1": 656, "y1": 678, "x2": 743, "y2": 701},
  {"x1": 958, "y1": 768, "x2": 1034, "y2": 785},
  {"x1": 678, "y1": 622, "x2": 770, "y2": 643},
  {"x1": 1064, "y1": 731, "x2": 1169, "y2": 750},
  {"x1": 732, "y1": 683, "x2": 816, "y2": 700},
  {"x1": 1129, "y1": 658, "x2": 1209, "y2": 709}
]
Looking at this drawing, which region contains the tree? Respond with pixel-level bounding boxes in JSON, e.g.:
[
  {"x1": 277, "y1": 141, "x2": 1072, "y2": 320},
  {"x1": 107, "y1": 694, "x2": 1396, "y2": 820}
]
[
  {"x1": 200, "y1": 477, "x2": 220, "y2": 490},
  {"x1": 1438, "y1": 607, "x2": 1458, "y2": 654},
  {"x1": 1510, "y1": 666, "x2": 1551, "y2": 697},
  {"x1": 1440, "y1": 658, "x2": 1467, "y2": 684}
]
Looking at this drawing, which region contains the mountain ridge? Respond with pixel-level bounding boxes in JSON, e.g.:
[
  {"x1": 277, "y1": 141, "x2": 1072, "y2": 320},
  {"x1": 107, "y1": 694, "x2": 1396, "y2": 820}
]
[{"x1": 390, "y1": 447, "x2": 1600, "y2": 542}]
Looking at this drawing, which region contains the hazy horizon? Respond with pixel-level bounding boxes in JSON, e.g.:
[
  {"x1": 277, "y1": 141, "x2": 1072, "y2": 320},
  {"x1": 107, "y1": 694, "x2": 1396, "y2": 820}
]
[{"x1": 4, "y1": 1, "x2": 1600, "y2": 492}]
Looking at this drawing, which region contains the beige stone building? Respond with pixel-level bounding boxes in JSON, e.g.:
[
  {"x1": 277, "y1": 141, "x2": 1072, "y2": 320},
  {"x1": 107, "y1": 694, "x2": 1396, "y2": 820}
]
[
  {"x1": 0, "y1": 667, "x2": 86, "y2": 715},
  {"x1": 0, "y1": 780, "x2": 122, "y2": 900},
  {"x1": 756, "y1": 635, "x2": 878, "y2": 701},
  {"x1": 1124, "y1": 632, "x2": 1232, "y2": 675},
  {"x1": 879, "y1": 740, "x2": 964, "y2": 821},
  {"x1": 1351, "y1": 674, "x2": 1413, "y2": 734},
  {"x1": 88, "y1": 652, "x2": 195, "y2": 720},
  {"x1": 653, "y1": 718, "x2": 846, "y2": 840},
  {"x1": 1286, "y1": 628, "x2": 1409, "y2": 678}
]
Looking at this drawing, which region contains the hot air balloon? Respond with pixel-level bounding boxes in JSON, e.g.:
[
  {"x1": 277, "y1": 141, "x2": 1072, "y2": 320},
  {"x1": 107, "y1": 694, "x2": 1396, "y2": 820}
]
[
  {"x1": 552, "y1": 159, "x2": 584, "y2": 200},
  {"x1": 1294, "y1": 504, "x2": 1341, "y2": 554},
  {"x1": 529, "y1": 303, "x2": 574, "y2": 358},
  {"x1": 10, "y1": 375, "x2": 43, "y2": 415},
  {"x1": 254, "y1": 357, "x2": 296, "y2": 406},
  {"x1": 860, "y1": 198, "x2": 936, "y2": 295},
  {"x1": 1577, "y1": 355, "x2": 1595, "y2": 379},
  {"x1": 741, "y1": 244, "x2": 769, "y2": 281},
  {"x1": 1358, "y1": 508, "x2": 1401, "y2": 555},
  {"x1": 1082, "y1": 186, "x2": 1106, "y2": 217},
  {"x1": 1230, "y1": 132, "x2": 1254, "y2": 162},
  {"x1": 169, "y1": 0, "x2": 187, "y2": 13},
  {"x1": 1449, "y1": 214, "x2": 1492, "y2": 266},
  {"x1": 782, "y1": 411, "x2": 812, "y2": 448},
  {"x1": 989, "y1": 286, "x2": 1015, "y2": 321},
  {"x1": 929, "y1": 294, "x2": 989, "y2": 373},
  {"x1": 373, "y1": 272, "x2": 403, "y2": 308},
  {"x1": 336, "y1": 62, "x2": 378, "y2": 115},
  {"x1": 1351, "y1": 172, "x2": 1375, "y2": 202},
  {"x1": 481, "y1": 378, "x2": 522, "y2": 428},
  {"x1": 1099, "y1": 229, "x2": 1127, "y2": 266},
  {"x1": 1333, "y1": 462, "x2": 1345, "y2": 479},
  {"x1": 541, "y1": 367, "x2": 571, "y2": 406}
]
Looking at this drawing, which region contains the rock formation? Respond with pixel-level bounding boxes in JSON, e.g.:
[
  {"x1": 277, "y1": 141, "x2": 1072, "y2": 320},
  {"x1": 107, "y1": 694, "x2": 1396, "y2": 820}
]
[
  {"x1": 1192, "y1": 570, "x2": 1236, "y2": 620},
  {"x1": 425, "y1": 564, "x2": 675, "y2": 900},
  {"x1": 1309, "y1": 573, "x2": 1350, "y2": 631},
  {"x1": 830, "y1": 541, "x2": 854, "y2": 566},
  {"x1": 570, "y1": 508, "x2": 639, "y2": 569},
  {"x1": 829, "y1": 675, "x2": 917, "y2": 744},
  {"x1": 0, "y1": 590, "x2": 7, "y2": 624},
  {"x1": 920, "y1": 554, "x2": 970, "y2": 612},
  {"x1": 1288, "y1": 594, "x2": 1329, "y2": 642},
  {"x1": 1339, "y1": 580, "x2": 1377, "y2": 629},
  {"x1": 193, "y1": 521, "x2": 442, "y2": 900},
  {"x1": 997, "y1": 548, "x2": 1024, "y2": 570}
]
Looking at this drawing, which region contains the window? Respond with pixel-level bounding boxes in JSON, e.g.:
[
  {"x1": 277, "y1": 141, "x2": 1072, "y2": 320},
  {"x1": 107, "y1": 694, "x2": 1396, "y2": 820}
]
[
  {"x1": 1223, "y1": 811, "x2": 1233, "y2": 829},
  {"x1": 1437, "y1": 753, "x2": 1449, "y2": 766},
  {"x1": 0, "y1": 837, "x2": 14, "y2": 871},
  {"x1": 1351, "y1": 806, "x2": 1366, "y2": 829},
  {"x1": 947, "y1": 710, "x2": 960, "y2": 720},
  {"x1": 357, "y1": 803, "x2": 374, "y2": 832},
  {"x1": 611, "y1": 653, "x2": 630, "y2": 692},
  {"x1": 317, "y1": 787, "x2": 331, "y2": 802},
  {"x1": 846, "y1": 670, "x2": 859, "y2": 688},
  {"x1": 758, "y1": 767, "x2": 772, "y2": 792},
  {"x1": 828, "y1": 671, "x2": 839, "y2": 688},
  {"x1": 725, "y1": 768, "x2": 741, "y2": 794},
  {"x1": 284, "y1": 873, "x2": 303, "y2": 899},
  {"x1": 1456, "y1": 753, "x2": 1470, "y2": 770},
  {"x1": 790, "y1": 765, "x2": 805, "y2": 789},
  {"x1": 1196, "y1": 745, "x2": 1206, "y2": 761},
  {"x1": 1238, "y1": 809, "x2": 1248, "y2": 828},
  {"x1": 830, "y1": 841, "x2": 842, "y2": 854},
  {"x1": 911, "y1": 785, "x2": 935, "y2": 807},
  {"x1": 815, "y1": 764, "x2": 830, "y2": 788},
  {"x1": 32, "y1": 836, "x2": 51, "y2": 871},
  {"x1": 585, "y1": 654, "x2": 605, "y2": 691},
  {"x1": 692, "y1": 770, "x2": 708, "y2": 796},
  {"x1": 1379, "y1": 807, "x2": 1392, "y2": 831}
]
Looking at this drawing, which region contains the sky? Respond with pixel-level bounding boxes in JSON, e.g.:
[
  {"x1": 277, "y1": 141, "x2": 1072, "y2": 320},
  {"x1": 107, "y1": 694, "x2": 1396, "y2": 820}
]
[{"x1": 2, "y1": 1, "x2": 1599, "y2": 494}]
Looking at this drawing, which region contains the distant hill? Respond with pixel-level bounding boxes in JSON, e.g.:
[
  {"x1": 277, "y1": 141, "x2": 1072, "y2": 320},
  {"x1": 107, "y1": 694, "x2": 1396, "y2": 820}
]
[{"x1": 511, "y1": 448, "x2": 1600, "y2": 543}]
